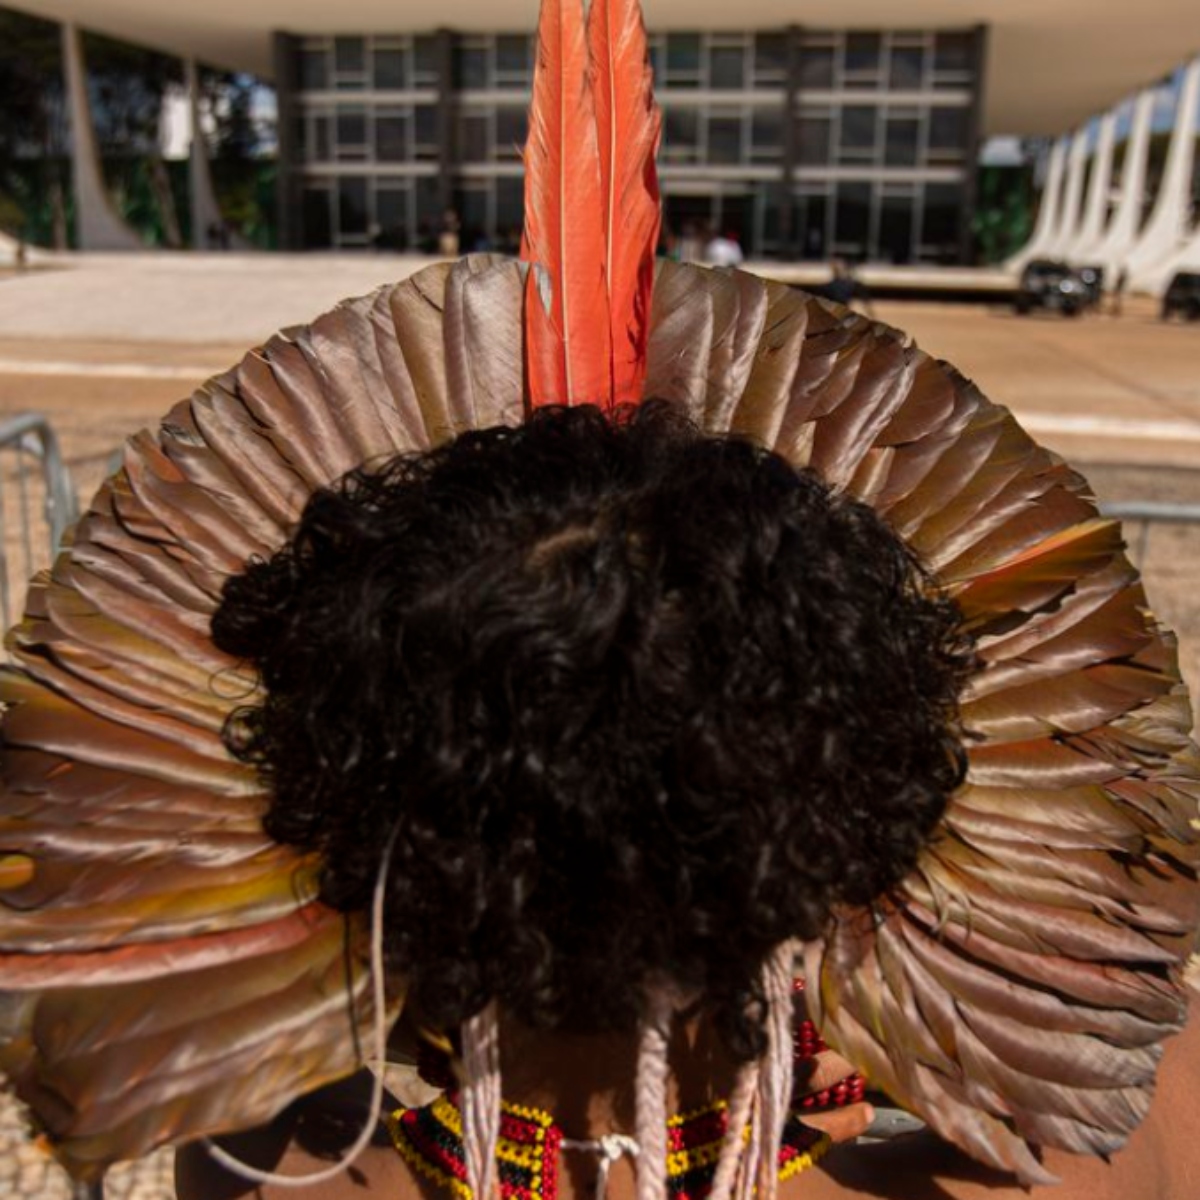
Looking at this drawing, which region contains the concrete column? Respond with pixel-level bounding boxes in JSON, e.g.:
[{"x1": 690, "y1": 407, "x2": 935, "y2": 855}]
[
  {"x1": 274, "y1": 32, "x2": 301, "y2": 250},
  {"x1": 1154, "y1": 216, "x2": 1200, "y2": 295},
  {"x1": 1126, "y1": 56, "x2": 1200, "y2": 287},
  {"x1": 1089, "y1": 89, "x2": 1155, "y2": 278},
  {"x1": 186, "y1": 59, "x2": 225, "y2": 249},
  {"x1": 61, "y1": 21, "x2": 143, "y2": 250},
  {"x1": 1006, "y1": 137, "x2": 1067, "y2": 270},
  {"x1": 779, "y1": 25, "x2": 804, "y2": 257},
  {"x1": 957, "y1": 24, "x2": 990, "y2": 265},
  {"x1": 1045, "y1": 127, "x2": 1089, "y2": 257},
  {"x1": 1065, "y1": 110, "x2": 1118, "y2": 263}
]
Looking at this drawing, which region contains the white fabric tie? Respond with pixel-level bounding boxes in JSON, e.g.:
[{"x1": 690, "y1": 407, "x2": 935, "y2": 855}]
[{"x1": 561, "y1": 1133, "x2": 642, "y2": 1200}]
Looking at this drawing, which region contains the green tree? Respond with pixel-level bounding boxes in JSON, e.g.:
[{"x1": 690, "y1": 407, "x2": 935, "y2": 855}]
[{"x1": 0, "y1": 6, "x2": 69, "y2": 247}]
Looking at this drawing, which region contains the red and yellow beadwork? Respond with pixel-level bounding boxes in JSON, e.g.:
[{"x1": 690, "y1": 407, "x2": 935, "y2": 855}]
[{"x1": 386, "y1": 1094, "x2": 832, "y2": 1200}]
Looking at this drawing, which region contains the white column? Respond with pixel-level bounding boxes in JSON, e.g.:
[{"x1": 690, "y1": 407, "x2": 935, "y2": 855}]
[
  {"x1": 1006, "y1": 137, "x2": 1068, "y2": 270},
  {"x1": 186, "y1": 59, "x2": 224, "y2": 249},
  {"x1": 1045, "y1": 127, "x2": 1090, "y2": 258},
  {"x1": 1126, "y1": 56, "x2": 1200, "y2": 288},
  {"x1": 1090, "y1": 90, "x2": 1155, "y2": 279},
  {"x1": 1135, "y1": 57, "x2": 1200, "y2": 294},
  {"x1": 61, "y1": 21, "x2": 143, "y2": 251},
  {"x1": 1064, "y1": 112, "x2": 1117, "y2": 263}
]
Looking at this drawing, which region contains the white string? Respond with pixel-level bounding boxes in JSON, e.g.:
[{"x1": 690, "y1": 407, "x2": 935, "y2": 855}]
[
  {"x1": 562, "y1": 1133, "x2": 642, "y2": 1200},
  {"x1": 461, "y1": 1001, "x2": 502, "y2": 1200},
  {"x1": 202, "y1": 823, "x2": 402, "y2": 1189},
  {"x1": 634, "y1": 989, "x2": 674, "y2": 1200}
]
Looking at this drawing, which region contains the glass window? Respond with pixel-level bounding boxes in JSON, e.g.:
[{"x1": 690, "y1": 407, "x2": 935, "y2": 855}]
[
  {"x1": 879, "y1": 193, "x2": 915, "y2": 264},
  {"x1": 335, "y1": 37, "x2": 365, "y2": 75},
  {"x1": 753, "y1": 34, "x2": 788, "y2": 86},
  {"x1": 709, "y1": 46, "x2": 746, "y2": 90},
  {"x1": 376, "y1": 112, "x2": 409, "y2": 162},
  {"x1": 751, "y1": 109, "x2": 783, "y2": 161},
  {"x1": 313, "y1": 114, "x2": 332, "y2": 161},
  {"x1": 666, "y1": 34, "x2": 702, "y2": 83},
  {"x1": 707, "y1": 115, "x2": 743, "y2": 164},
  {"x1": 884, "y1": 116, "x2": 919, "y2": 165},
  {"x1": 496, "y1": 177, "x2": 525, "y2": 244},
  {"x1": 844, "y1": 33, "x2": 882, "y2": 76},
  {"x1": 933, "y1": 32, "x2": 973, "y2": 75},
  {"x1": 928, "y1": 106, "x2": 969, "y2": 154},
  {"x1": 663, "y1": 107, "x2": 700, "y2": 162},
  {"x1": 336, "y1": 109, "x2": 368, "y2": 158},
  {"x1": 339, "y1": 177, "x2": 369, "y2": 237},
  {"x1": 461, "y1": 113, "x2": 490, "y2": 162},
  {"x1": 922, "y1": 182, "x2": 962, "y2": 255},
  {"x1": 888, "y1": 46, "x2": 925, "y2": 91},
  {"x1": 292, "y1": 114, "x2": 307, "y2": 159},
  {"x1": 797, "y1": 114, "x2": 832, "y2": 164},
  {"x1": 302, "y1": 186, "x2": 332, "y2": 248},
  {"x1": 798, "y1": 45, "x2": 834, "y2": 89},
  {"x1": 835, "y1": 181, "x2": 871, "y2": 250},
  {"x1": 414, "y1": 106, "x2": 439, "y2": 157},
  {"x1": 458, "y1": 187, "x2": 489, "y2": 247},
  {"x1": 376, "y1": 188, "x2": 409, "y2": 250},
  {"x1": 374, "y1": 48, "x2": 407, "y2": 90},
  {"x1": 839, "y1": 106, "x2": 878, "y2": 156},
  {"x1": 457, "y1": 46, "x2": 489, "y2": 90},
  {"x1": 797, "y1": 192, "x2": 828, "y2": 259},
  {"x1": 415, "y1": 175, "x2": 442, "y2": 244},
  {"x1": 413, "y1": 36, "x2": 440, "y2": 85},
  {"x1": 495, "y1": 107, "x2": 528, "y2": 158},
  {"x1": 496, "y1": 35, "x2": 531, "y2": 77},
  {"x1": 300, "y1": 47, "x2": 328, "y2": 91},
  {"x1": 761, "y1": 182, "x2": 784, "y2": 245}
]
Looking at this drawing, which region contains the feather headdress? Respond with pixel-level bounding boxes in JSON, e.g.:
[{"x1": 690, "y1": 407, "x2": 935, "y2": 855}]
[{"x1": 1, "y1": 0, "x2": 1199, "y2": 1189}]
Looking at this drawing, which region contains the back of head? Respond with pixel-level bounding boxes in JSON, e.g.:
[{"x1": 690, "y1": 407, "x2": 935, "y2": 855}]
[{"x1": 212, "y1": 401, "x2": 970, "y2": 1061}]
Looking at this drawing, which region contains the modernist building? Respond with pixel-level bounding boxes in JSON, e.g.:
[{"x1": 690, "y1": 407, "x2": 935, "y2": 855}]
[
  {"x1": 272, "y1": 26, "x2": 985, "y2": 262},
  {"x1": 9, "y1": 1, "x2": 1200, "y2": 280}
]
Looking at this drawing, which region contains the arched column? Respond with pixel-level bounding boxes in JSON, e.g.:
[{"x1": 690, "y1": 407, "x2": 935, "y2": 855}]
[
  {"x1": 1006, "y1": 137, "x2": 1068, "y2": 270},
  {"x1": 1135, "y1": 57, "x2": 1200, "y2": 294},
  {"x1": 61, "y1": 21, "x2": 143, "y2": 250},
  {"x1": 1126, "y1": 56, "x2": 1200, "y2": 288},
  {"x1": 1064, "y1": 112, "x2": 1117, "y2": 263},
  {"x1": 1045, "y1": 127, "x2": 1090, "y2": 258},
  {"x1": 1090, "y1": 90, "x2": 1155, "y2": 279},
  {"x1": 186, "y1": 58, "x2": 225, "y2": 249}
]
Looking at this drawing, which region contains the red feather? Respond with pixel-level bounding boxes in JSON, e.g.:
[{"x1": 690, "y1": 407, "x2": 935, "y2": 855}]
[
  {"x1": 521, "y1": 0, "x2": 613, "y2": 408},
  {"x1": 588, "y1": 0, "x2": 662, "y2": 406}
]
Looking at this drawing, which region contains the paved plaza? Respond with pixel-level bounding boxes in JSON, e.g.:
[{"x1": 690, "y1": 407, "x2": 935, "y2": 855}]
[{"x1": 0, "y1": 252, "x2": 1198, "y2": 1198}]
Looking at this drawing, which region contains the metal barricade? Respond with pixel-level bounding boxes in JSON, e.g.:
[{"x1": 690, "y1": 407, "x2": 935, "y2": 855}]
[
  {"x1": 1100, "y1": 500, "x2": 1200, "y2": 567},
  {"x1": 0, "y1": 414, "x2": 79, "y2": 633}
]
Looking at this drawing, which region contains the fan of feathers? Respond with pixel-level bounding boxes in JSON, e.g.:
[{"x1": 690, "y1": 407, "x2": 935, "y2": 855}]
[{"x1": 0, "y1": 255, "x2": 1198, "y2": 1185}]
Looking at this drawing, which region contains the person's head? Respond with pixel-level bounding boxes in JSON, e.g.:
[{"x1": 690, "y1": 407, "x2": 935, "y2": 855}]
[{"x1": 212, "y1": 402, "x2": 971, "y2": 1065}]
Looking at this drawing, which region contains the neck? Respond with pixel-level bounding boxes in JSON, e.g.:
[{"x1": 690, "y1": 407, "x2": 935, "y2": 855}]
[{"x1": 497, "y1": 1012, "x2": 739, "y2": 1141}]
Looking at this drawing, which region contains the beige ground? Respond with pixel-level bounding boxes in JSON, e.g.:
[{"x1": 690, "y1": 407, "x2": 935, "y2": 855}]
[{"x1": 0, "y1": 256, "x2": 1198, "y2": 1198}]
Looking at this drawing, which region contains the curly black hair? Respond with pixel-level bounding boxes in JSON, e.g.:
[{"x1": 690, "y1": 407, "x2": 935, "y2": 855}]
[{"x1": 211, "y1": 402, "x2": 972, "y2": 1060}]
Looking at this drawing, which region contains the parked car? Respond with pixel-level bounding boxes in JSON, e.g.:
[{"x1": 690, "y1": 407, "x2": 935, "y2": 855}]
[
  {"x1": 1075, "y1": 264, "x2": 1105, "y2": 309},
  {"x1": 1161, "y1": 271, "x2": 1200, "y2": 321},
  {"x1": 1014, "y1": 259, "x2": 1091, "y2": 317}
]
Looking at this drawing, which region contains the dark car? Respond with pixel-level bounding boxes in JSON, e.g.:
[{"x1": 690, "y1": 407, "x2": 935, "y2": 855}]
[
  {"x1": 1076, "y1": 264, "x2": 1106, "y2": 309},
  {"x1": 1162, "y1": 271, "x2": 1200, "y2": 321},
  {"x1": 1014, "y1": 259, "x2": 1091, "y2": 317}
]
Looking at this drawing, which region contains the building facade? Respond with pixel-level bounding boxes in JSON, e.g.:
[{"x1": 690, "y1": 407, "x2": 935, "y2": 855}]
[{"x1": 274, "y1": 25, "x2": 987, "y2": 261}]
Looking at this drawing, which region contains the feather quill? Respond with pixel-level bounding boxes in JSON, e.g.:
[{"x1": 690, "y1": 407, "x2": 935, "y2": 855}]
[
  {"x1": 588, "y1": 0, "x2": 662, "y2": 404},
  {"x1": 521, "y1": 0, "x2": 612, "y2": 407}
]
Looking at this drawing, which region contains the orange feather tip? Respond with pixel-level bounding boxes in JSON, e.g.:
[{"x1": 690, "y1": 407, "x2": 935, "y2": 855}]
[{"x1": 521, "y1": 0, "x2": 662, "y2": 410}]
